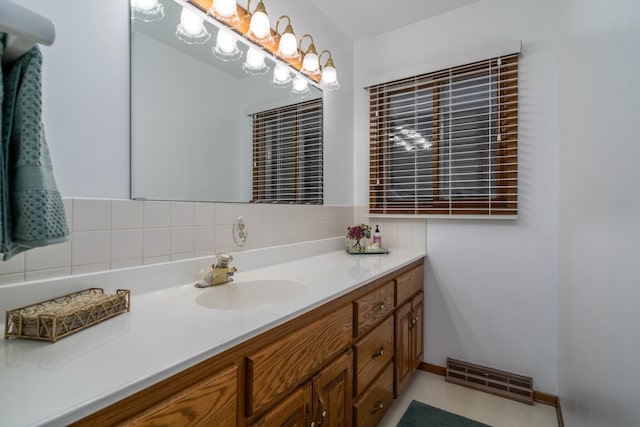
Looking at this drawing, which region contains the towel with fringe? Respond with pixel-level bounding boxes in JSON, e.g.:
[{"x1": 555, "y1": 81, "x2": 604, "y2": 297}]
[{"x1": 1, "y1": 34, "x2": 69, "y2": 261}]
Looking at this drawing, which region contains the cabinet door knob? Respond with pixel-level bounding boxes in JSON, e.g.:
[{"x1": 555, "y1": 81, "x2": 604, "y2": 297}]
[
  {"x1": 373, "y1": 302, "x2": 385, "y2": 312},
  {"x1": 369, "y1": 399, "x2": 384, "y2": 413},
  {"x1": 371, "y1": 346, "x2": 385, "y2": 359}
]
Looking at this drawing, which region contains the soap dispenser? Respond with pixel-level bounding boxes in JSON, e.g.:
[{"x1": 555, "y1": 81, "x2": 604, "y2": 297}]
[{"x1": 373, "y1": 225, "x2": 382, "y2": 248}]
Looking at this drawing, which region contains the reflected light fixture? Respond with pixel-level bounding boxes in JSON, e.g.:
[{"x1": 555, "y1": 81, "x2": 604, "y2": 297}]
[
  {"x1": 212, "y1": 28, "x2": 242, "y2": 61},
  {"x1": 131, "y1": 0, "x2": 164, "y2": 22},
  {"x1": 209, "y1": 0, "x2": 240, "y2": 24},
  {"x1": 319, "y1": 50, "x2": 339, "y2": 90},
  {"x1": 275, "y1": 16, "x2": 300, "y2": 60},
  {"x1": 299, "y1": 34, "x2": 320, "y2": 77},
  {"x1": 243, "y1": 47, "x2": 270, "y2": 75},
  {"x1": 176, "y1": 7, "x2": 211, "y2": 44},
  {"x1": 272, "y1": 64, "x2": 292, "y2": 86},
  {"x1": 291, "y1": 75, "x2": 310, "y2": 96},
  {"x1": 247, "y1": 0, "x2": 273, "y2": 44}
]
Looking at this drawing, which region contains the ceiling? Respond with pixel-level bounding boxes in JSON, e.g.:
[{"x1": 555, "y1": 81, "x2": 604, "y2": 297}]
[{"x1": 308, "y1": 0, "x2": 482, "y2": 41}]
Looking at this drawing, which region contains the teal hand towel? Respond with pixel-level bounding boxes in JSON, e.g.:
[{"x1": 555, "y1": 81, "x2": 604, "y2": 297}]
[{"x1": 1, "y1": 41, "x2": 69, "y2": 261}]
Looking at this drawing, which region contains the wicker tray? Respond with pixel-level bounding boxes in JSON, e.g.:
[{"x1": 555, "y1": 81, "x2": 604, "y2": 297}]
[{"x1": 4, "y1": 288, "x2": 130, "y2": 343}]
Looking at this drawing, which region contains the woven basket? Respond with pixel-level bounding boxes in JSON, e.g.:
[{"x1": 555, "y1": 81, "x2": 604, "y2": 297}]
[{"x1": 4, "y1": 288, "x2": 130, "y2": 343}]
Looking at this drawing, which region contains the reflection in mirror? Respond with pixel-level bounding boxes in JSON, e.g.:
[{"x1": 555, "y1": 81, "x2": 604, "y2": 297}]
[{"x1": 130, "y1": 0, "x2": 323, "y2": 203}]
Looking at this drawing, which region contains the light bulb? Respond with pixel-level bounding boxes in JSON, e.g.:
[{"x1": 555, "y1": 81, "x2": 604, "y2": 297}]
[
  {"x1": 243, "y1": 48, "x2": 269, "y2": 75},
  {"x1": 292, "y1": 75, "x2": 309, "y2": 94},
  {"x1": 134, "y1": 0, "x2": 158, "y2": 11},
  {"x1": 213, "y1": 0, "x2": 236, "y2": 18},
  {"x1": 273, "y1": 64, "x2": 291, "y2": 85},
  {"x1": 180, "y1": 8, "x2": 204, "y2": 36},
  {"x1": 212, "y1": 29, "x2": 242, "y2": 61},
  {"x1": 278, "y1": 32, "x2": 298, "y2": 58},
  {"x1": 302, "y1": 51, "x2": 319, "y2": 74},
  {"x1": 321, "y1": 65, "x2": 337, "y2": 84},
  {"x1": 217, "y1": 30, "x2": 236, "y2": 54},
  {"x1": 249, "y1": 11, "x2": 271, "y2": 40},
  {"x1": 131, "y1": 0, "x2": 164, "y2": 22}
]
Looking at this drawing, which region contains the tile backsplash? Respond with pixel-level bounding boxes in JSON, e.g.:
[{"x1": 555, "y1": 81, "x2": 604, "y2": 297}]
[{"x1": 0, "y1": 198, "x2": 354, "y2": 286}]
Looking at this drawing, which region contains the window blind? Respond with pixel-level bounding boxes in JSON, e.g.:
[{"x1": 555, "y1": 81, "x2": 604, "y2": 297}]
[
  {"x1": 368, "y1": 53, "x2": 518, "y2": 216},
  {"x1": 252, "y1": 98, "x2": 323, "y2": 204}
]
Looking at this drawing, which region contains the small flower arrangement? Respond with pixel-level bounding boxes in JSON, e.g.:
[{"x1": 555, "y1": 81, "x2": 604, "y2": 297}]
[{"x1": 346, "y1": 224, "x2": 371, "y2": 252}]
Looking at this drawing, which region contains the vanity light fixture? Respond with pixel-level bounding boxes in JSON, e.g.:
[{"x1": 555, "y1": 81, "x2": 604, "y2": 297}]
[
  {"x1": 247, "y1": 0, "x2": 273, "y2": 44},
  {"x1": 212, "y1": 28, "x2": 242, "y2": 61},
  {"x1": 299, "y1": 34, "x2": 320, "y2": 77},
  {"x1": 176, "y1": 6, "x2": 211, "y2": 44},
  {"x1": 291, "y1": 75, "x2": 310, "y2": 96},
  {"x1": 209, "y1": 0, "x2": 240, "y2": 25},
  {"x1": 272, "y1": 63, "x2": 292, "y2": 86},
  {"x1": 275, "y1": 16, "x2": 300, "y2": 60},
  {"x1": 243, "y1": 47, "x2": 270, "y2": 75},
  {"x1": 131, "y1": 0, "x2": 164, "y2": 22},
  {"x1": 319, "y1": 50, "x2": 339, "y2": 90}
]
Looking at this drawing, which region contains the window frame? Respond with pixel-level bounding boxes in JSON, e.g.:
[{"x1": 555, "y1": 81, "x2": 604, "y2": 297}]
[{"x1": 368, "y1": 54, "x2": 519, "y2": 216}]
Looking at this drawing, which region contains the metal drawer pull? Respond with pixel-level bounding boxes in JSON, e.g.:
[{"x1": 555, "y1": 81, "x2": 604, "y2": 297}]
[
  {"x1": 369, "y1": 399, "x2": 384, "y2": 413},
  {"x1": 372, "y1": 302, "x2": 385, "y2": 312},
  {"x1": 371, "y1": 346, "x2": 385, "y2": 359}
]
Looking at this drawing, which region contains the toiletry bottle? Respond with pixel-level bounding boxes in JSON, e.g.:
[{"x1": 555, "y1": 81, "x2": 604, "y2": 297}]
[{"x1": 373, "y1": 225, "x2": 382, "y2": 248}]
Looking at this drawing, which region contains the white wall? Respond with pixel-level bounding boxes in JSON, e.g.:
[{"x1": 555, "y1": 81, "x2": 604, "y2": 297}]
[
  {"x1": 558, "y1": 0, "x2": 640, "y2": 425},
  {"x1": 354, "y1": 0, "x2": 560, "y2": 393},
  {"x1": 12, "y1": 0, "x2": 354, "y2": 205}
]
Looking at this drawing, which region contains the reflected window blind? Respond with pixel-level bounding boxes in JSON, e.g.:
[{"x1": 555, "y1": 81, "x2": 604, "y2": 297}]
[
  {"x1": 252, "y1": 98, "x2": 323, "y2": 204},
  {"x1": 368, "y1": 53, "x2": 518, "y2": 216}
]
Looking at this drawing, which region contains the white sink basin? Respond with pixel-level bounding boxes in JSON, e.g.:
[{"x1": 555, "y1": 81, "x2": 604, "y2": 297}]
[{"x1": 195, "y1": 279, "x2": 307, "y2": 310}]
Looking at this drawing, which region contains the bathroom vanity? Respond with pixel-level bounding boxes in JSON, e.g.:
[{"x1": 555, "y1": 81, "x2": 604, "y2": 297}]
[{"x1": 0, "y1": 239, "x2": 424, "y2": 426}]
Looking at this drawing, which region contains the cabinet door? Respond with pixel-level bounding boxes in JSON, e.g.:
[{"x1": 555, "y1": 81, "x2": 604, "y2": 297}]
[
  {"x1": 123, "y1": 364, "x2": 237, "y2": 427},
  {"x1": 411, "y1": 292, "x2": 424, "y2": 371},
  {"x1": 313, "y1": 351, "x2": 352, "y2": 427},
  {"x1": 250, "y1": 382, "x2": 312, "y2": 427},
  {"x1": 394, "y1": 300, "x2": 413, "y2": 397}
]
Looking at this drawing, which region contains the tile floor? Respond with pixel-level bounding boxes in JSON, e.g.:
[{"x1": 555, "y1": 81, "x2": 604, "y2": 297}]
[{"x1": 379, "y1": 371, "x2": 558, "y2": 427}]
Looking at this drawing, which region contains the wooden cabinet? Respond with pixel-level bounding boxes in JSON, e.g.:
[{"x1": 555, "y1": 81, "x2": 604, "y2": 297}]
[
  {"x1": 122, "y1": 364, "x2": 237, "y2": 427},
  {"x1": 312, "y1": 351, "x2": 353, "y2": 427},
  {"x1": 250, "y1": 382, "x2": 312, "y2": 427},
  {"x1": 246, "y1": 304, "x2": 352, "y2": 416},
  {"x1": 353, "y1": 363, "x2": 394, "y2": 427},
  {"x1": 395, "y1": 292, "x2": 424, "y2": 397},
  {"x1": 74, "y1": 259, "x2": 425, "y2": 427}
]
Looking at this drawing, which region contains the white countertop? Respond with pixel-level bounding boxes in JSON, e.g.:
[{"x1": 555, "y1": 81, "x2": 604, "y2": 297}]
[{"x1": 0, "y1": 240, "x2": 424, "y2": 426}]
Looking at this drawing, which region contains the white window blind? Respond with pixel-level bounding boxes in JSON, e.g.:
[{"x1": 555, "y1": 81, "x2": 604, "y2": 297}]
[
  {"x1": 368, "y1": 53, "x2": 519, "y2": 216},
  {"x1": 252, "y1": 98, "x2": 323, "y2": 204}
]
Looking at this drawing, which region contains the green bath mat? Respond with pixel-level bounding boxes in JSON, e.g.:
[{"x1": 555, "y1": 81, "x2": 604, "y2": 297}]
[{"x1": 397, "y1": 400, "x2": 493, "y2": 427}]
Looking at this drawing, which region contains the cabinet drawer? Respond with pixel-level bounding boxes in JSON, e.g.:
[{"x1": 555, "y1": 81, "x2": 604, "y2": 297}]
[
  {"x1": 123, "y1": 364, "x2": 237, "y2": 426},
  {"x1": 396, "y1": 265, "x2": 423, "y2": 306},
  {"x1": 354, "y1": 281, "x2": 394, "y2": 337},
  {"x1": 246, "y1": 304, "x2": 352, "y2": 416},
  {"x1": 353, "y1": 363, "x2": 394, "y2": 427},
  {"x1": 354, "y1": 316, "x2": 394, "y2": 396}
]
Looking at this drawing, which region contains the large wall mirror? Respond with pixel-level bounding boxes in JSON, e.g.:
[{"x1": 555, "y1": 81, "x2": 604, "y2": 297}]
[{"x1": 130, "y1": 0, "x2": 323, "y2": 203}]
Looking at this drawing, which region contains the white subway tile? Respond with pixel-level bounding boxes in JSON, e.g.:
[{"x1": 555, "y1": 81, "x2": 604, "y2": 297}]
[
  {"x1": 277, "y1": 221, "x2": 290, "y2": 245},
  {"x1": 112, "y1": 200, "x2": 143, "y2": 229},
  {"x1": 73, "y1": 199, "x2": 111, "y2": 231},
  {"x1": 232, "y1": 203, "x2": 251, "y2": 222},
  {"x1": 194, "y1": 226, "x2": 216, "y2": 253},
  {"x1": 214, "y1": 224, "x2": 234, "y2": 252},
  {"x1": 25, "y1": 241, "x2": 72, "y2": 271},
  {"x1": 171, "y1": 252, "x2": 195, "y2": 261},
  {"x1": 248, "y1": 203, "x2": 264, "y2": 225},
  {"x1": 172, "y1": 202, "x2": 194, "y2": 227},
  {"x1": 0, "y1": 253, "x2": 25, "y2": 274},
  {"x1": 144, "y1": 201, "x2": 171, "y2": 228},
  {"x1": 111, "y1": 230, "x2": 144, "y2": 261},
  {"x1": 172, "y1": 227, "x2": 195, "y2": 255},
  {"x1": 194, "y1": 202, "x2": 216, "y2": 226},
  {"x1": 215, "y1": 203, "x2": 234, "y2": 225},
  {"x1": 143, "y1": 228, "x2": 171, "y2": 258},
  {"x1": 72, "y1": 231, "x2": 110, "y2": 266}
]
